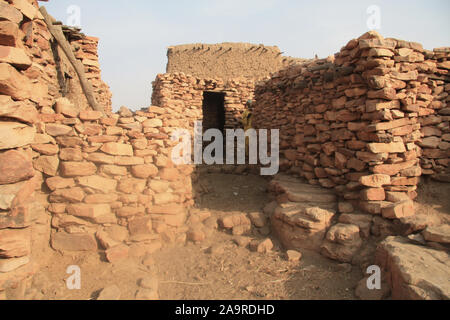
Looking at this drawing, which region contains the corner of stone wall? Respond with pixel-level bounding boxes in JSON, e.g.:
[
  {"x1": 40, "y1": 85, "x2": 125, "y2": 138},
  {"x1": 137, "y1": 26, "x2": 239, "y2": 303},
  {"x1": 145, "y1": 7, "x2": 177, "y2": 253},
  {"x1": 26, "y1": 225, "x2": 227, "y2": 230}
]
[{"x1": 252, "y1": 30, "x2": 449, "y2": 268}]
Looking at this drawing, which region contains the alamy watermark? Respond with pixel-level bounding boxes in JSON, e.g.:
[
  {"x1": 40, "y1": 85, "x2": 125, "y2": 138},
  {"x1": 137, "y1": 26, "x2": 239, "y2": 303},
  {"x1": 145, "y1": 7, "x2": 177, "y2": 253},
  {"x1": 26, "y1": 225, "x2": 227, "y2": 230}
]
[
  {"x1": 66, "y1": 5, "x2": 82, "y2": 28},
  {"x1": 170, "y1": 121, "x2": 280, "y2": 176},
  {"x1": 366, "y1": 5, "x2": 381, "y2": 30},
  {"x1": 66, "y1": 265, "x2": 81, "y2": 290},
  {"x1": 366, "y1": 265, "x2": 381, "y2": 290}
]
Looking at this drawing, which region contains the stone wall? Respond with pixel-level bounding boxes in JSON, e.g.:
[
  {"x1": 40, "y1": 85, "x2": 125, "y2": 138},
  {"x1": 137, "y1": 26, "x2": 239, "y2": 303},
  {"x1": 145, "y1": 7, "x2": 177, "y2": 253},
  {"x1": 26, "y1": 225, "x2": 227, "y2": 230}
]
[
  {"x1": 0, "y1": 0, "x2": 112, "y2": 298},
  {"x1": 415, "y1": 47, "x2": 450, "y2": 178},
  {"x1": 152, "y1": 72, "x2": 255, "y2": 130},
  {"x1": 253, "y1": 31, "x2": 449, "y2": 219},
  {"x1": 254, "y1": 32, "x2": 449, "y2": 277},
  {"x1": 71, "y1": 34, "x2": 112, "y2": 112},
  {"x1": 1, "y1": 0, "x2": 52, "y2": 298},
  {"x1": 39, "y1": 104, "x2": 194, "y2": 262}
]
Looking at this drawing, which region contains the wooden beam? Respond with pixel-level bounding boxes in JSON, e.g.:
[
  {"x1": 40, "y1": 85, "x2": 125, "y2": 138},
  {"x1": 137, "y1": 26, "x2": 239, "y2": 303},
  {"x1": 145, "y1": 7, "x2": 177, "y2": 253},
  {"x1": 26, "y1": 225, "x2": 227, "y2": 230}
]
[{"x1": 39, "y1": 6, "x2": 104, "y2": 114}]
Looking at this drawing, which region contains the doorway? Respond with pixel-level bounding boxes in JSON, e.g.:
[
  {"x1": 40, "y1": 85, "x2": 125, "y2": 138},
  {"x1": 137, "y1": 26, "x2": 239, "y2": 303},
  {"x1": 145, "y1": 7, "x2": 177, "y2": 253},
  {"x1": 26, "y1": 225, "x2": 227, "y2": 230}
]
[{"x1": 202, "y1": 91, "x2": 226, "y2": 133}]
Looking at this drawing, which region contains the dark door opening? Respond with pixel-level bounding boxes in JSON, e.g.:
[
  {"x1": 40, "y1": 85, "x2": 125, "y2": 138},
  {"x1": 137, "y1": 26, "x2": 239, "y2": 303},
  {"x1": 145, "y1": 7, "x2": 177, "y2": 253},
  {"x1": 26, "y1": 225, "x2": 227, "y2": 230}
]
[{"x1": 202, "y1": 91, "x2": 226, "y2": 133}]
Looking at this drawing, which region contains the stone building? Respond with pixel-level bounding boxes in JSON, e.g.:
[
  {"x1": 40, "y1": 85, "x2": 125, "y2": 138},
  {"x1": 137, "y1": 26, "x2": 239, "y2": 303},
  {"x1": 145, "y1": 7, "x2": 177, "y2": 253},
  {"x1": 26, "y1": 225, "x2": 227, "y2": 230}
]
[
  {"x1": 155, "y1": 42, "x2": 308, "y2": 132},
  {"x1": 0, "y1": 0, "x2": 449, "y2": 300}
]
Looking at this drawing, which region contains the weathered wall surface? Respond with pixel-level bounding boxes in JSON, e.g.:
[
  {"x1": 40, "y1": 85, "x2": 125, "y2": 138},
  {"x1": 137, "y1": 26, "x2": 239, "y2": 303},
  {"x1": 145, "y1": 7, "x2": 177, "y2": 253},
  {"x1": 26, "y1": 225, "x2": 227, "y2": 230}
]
[
  {"x1": 152, "y1": 72, "x2": 254, "y2": 130},
  {"x1": 166, "y1": 43, "x2": 286, "y2": 81},
  {"x1": 71, "y1": 34, "x2": 112, "y2": 112},
  {"x1": 0, "y1": 0, "x2": 112, "y2": 299}
]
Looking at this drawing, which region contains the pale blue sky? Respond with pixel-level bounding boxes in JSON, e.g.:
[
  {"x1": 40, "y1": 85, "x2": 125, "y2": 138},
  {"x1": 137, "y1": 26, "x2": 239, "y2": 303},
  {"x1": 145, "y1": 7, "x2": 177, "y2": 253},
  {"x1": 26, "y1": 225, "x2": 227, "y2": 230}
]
[{"x1": 44, "y1": 0, "x2": 450, "y2": 111}]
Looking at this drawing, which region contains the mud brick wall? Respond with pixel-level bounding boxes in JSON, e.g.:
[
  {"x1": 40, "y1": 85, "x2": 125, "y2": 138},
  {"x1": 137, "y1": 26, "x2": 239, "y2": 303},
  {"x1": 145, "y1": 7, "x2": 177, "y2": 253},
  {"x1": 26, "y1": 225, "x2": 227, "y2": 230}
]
[
  {"x1": 253, "y1": 31, "x2": 449, "y2": 219},
  {"x1": 152, "y1": 72, "x2": 255, "y2": 130},
  {"x1": 166, "y1": 43, "x2": 286, "y2": 81}
]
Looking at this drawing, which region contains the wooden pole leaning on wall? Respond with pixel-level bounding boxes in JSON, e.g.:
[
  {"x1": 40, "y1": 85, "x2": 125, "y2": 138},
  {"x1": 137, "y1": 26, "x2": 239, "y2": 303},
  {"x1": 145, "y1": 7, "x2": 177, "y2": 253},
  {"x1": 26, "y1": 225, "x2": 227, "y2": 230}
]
[{"x1": 39, "y1": 6, "x2": 105, "y2": 114}]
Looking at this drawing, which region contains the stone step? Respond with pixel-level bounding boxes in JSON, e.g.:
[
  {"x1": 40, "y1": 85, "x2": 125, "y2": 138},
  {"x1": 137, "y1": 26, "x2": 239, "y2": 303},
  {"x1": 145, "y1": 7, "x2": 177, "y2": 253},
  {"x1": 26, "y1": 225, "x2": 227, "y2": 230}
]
[
  {"x1": 376, "y1": 236, "x2": 450, "y2": 299},
  {"x1": 272, "y1": 175, "x2": 335, "y2": 193},
  {"x1": 271, "y1": 174, "x2": 337, "y2": 204},
  {"x1": 275, "y1": 207, "x2": 332, "y2": 230},
  {"x1": 273, "y1": 178, "x2": 335, "y2": 195},
  {"x1": 422, "y1": 225, "x2": 450, "y2": 244},
  {"x1": 279, "y1": 201, "x2": 337, "y2": 211},
  {"x1": 269, "y1": 174, "x2": 339, "y2": 251},
  {"x1": 286, "y1": 189, "x2": 337, "y2": 203}
]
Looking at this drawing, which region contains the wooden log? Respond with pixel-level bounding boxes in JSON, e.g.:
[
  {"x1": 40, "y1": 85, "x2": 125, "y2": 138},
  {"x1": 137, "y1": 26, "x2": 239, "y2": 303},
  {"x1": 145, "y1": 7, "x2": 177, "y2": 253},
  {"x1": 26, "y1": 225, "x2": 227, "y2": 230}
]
[{"x1": 39, "y1": 6, "x2": 104, "y2": 114}]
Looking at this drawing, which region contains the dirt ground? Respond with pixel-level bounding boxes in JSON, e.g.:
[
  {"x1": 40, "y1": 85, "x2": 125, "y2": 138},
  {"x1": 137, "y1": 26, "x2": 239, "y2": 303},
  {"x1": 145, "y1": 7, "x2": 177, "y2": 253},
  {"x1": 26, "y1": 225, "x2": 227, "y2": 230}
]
[
  {"x1": 415, "y1": 176, "x2": 450, "y2": 224},
  {"x1": 27, "y1": 173, "x2": 449, "y2": 300}
]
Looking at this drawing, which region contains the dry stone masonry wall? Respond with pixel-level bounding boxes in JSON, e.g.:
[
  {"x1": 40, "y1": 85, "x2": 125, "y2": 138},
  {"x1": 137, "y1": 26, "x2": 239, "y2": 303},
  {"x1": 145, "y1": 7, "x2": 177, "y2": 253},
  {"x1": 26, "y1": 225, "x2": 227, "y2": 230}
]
[
  {"x1": 70, "y1": 34, "x2": 112, "y2": 112},
  {"x1": 252, "y1": 31, "x2": 450, "y2": 284},
  {"x1": 253, "y1": 31, "x2": 450, "y2": 219},
  {"x1": 41, "y1": 105, "x2": 194, "y2": 261},
  {"x1": 1, "y1": 0, "x2": 54, "y2": 297},
  {"x1": 152, "y1": 72, "x2": 255, "y2": 130},
  {"x1": 0, "y1": 0, "x2": 111, "y2": 298}
]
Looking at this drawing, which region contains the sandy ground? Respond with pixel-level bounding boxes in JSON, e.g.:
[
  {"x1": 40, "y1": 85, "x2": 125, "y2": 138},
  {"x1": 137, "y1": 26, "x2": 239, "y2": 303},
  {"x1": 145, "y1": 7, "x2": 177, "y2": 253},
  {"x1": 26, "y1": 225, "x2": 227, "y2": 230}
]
[
  {"x1": 26, "y1": 173, "x2": 449, "y2": 300},
  {"x1": 415, "y1": 176, "x2": 450, "y2": 224}
]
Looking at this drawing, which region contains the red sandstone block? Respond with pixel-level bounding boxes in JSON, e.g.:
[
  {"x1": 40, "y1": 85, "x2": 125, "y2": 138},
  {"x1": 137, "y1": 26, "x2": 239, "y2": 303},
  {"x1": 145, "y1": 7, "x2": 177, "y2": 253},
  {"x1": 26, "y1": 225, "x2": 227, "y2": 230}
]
[
  {"x1": 116, "y1": 206, "x2": 145, "y2": 218},
  {"x1": 60, "y1": 161, "x2": 97, "y2": 177},
  {"x1": 359, "y1": 200, "x2": 391, "y2": 215},
  {"x1": 131, "y1": 164, "x2": 158, "y2": 179},
  {"x1": 381, "y1": 200, "x2": 415, "y2": 219},
  {"x1": 160, "y1": 168, "x2": 181, "y2": 181},
  {"x1": 79, "y1": 110, "x2": 103, "y2": 121},
  {"x1": 51, "y1": 232, "x2": 97, "y2": 252},
  {"x1": 128, "y1": 216, "x2": 152, "y2": 236},
  {"x1": 105, "y1": 244, "x2": 129, "y2": 263},
  {"x1": 359, "y1": 174, "x2": 391, "y2": 188},
  {"x1": 367, "y1": 141, "x2": 406, "y2": 153},
  {"x1": 0, "y1": 150, "x2": 34, "y2": 185},
  {"x1": 0, "y1": 45, "x2": 31, "y2": 70},
  {"x1": 372, "y1": 160, "x2": 416, "y2": 175},
  {"x1": 367, "y1": 88, "x2": 397, "y2": 100},
  {"x1": 39, "y1": 113, "x2": 65, "y2": 123},
  {"x1": 360, "y1": 188, "x2": 386, "y2": 201},
  {"x1": 0, "y1": 228, "x2": 30, "y2": 258},
  {"x1": 147, "y1": 203, "x2": 185, "y2": 215},
  {"x1": 0, "y1": 95, "x2": 38, "y2": 124},
  {"x1": 390, "y1": 177, "x2": 419, "y2": 186}
]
